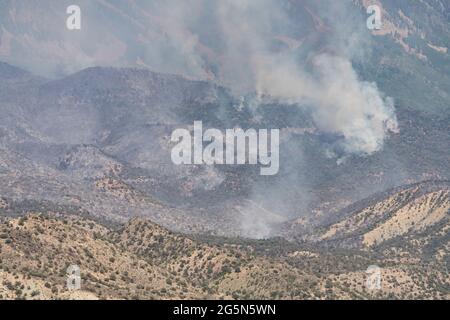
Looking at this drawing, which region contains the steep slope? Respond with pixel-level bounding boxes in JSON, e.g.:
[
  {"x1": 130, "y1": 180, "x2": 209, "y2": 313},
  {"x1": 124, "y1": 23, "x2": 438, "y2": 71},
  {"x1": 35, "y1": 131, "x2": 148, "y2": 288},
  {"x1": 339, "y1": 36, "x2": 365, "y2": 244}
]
[
  {"x1": 0, "y1": 212, "x2": 448, "y2": 300},
  {"x1": 0, "y1": 214, "x2": 204, "y2": 299},
  {"x1": 0, "y1": 2, "x2": 448, "y2": 239},
  {"x1": 0, "y1": 60, "x2": 448, "y2": 237},
  {"x1": 299, "y1": 181, "x2": 450, "y2": 254}
]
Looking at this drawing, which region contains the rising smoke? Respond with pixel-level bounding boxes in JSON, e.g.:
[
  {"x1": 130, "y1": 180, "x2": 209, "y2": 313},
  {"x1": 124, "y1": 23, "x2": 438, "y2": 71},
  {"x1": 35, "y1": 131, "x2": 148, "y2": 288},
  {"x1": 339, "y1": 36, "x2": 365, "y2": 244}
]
[
  {"x1": 0, "y1": 0, "x2": 400, "y2": 238},
  {"x1": 137, "y1": 0, "x2": 399, "y2": 155},
  {"x1": 0, "y1": 0, "x2": 398, "y2": 154}
]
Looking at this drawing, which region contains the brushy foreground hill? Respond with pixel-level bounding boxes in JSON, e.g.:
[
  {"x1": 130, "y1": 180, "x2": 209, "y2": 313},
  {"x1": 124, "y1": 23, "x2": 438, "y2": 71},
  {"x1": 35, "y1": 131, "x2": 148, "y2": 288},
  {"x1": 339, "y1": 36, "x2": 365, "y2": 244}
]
[
  {"x1": 0, "y1": 181, "x2": 448, "y2": 300},
  {"x1": 0, "y1": 0, "x2": 449, "y2": 239}
]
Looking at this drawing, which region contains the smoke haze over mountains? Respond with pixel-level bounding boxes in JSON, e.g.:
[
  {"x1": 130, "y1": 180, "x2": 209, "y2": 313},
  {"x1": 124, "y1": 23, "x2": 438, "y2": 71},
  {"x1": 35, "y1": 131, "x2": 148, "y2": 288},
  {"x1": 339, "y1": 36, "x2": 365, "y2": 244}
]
[
  {"x1": 0, "y1": 1, "x2": 450, "y2": 302},
  {"x1": 0, "y1": 0, "x2": 449, "y2": 239},
  {"x1": 0, "y1": 0, "x2": 398, "y2": 155}
]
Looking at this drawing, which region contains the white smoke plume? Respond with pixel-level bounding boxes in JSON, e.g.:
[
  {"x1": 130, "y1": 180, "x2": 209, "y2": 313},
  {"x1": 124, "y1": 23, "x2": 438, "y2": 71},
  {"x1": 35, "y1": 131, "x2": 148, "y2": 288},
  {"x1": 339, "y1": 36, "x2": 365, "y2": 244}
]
[
  {"x1": 142, "y1": 0, "x2": 398, "y2": 155},
  {"x1": 0, "y1": 0, "x2": 402, "y2": 238},
  {"x1": 255, "y1": 53, "x2": 398, "y2": 154},
  {"x1": 0, "y1": 0, "x2": 398, "y2": 154}
]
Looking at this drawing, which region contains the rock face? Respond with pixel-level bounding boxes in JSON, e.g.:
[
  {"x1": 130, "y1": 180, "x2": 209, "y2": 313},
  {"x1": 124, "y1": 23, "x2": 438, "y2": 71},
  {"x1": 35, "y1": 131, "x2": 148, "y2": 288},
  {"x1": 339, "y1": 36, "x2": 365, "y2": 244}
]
[{"x1": 294, "y1": 181, "x2": 450, "y2": 250}]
